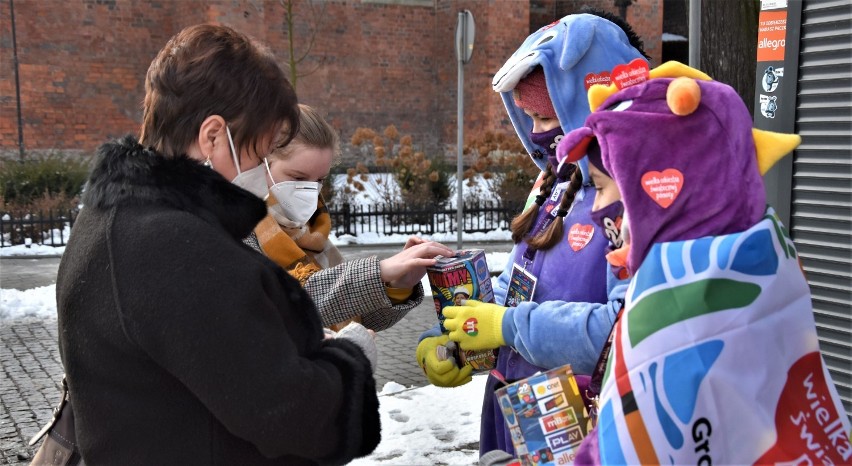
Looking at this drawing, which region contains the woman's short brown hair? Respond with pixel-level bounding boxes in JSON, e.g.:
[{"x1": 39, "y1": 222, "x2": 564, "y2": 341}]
[{"x1": 139, "y1": 24, "x2": 299, "y2": 158}]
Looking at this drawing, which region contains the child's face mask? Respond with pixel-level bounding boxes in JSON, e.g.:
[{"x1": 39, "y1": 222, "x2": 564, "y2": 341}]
[
  {"x1": 604, "y1": 209, "x2": 631, "y2": 280},
  {"x1": 591, "y1": 200, "x2": 624, "y2": 250},
  {"x1": 529, "y1": 126, "x2": 563, "y2": 160}
]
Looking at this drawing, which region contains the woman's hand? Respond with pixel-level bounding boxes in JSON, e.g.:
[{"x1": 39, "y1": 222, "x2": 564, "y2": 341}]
[
  {"x1": 380, "y1": 237, "x2": 454, "y2": 289},
  {"x1": 402, "y1": 236, "x2": 427, "y2": 250},
  {"x1": 334, "y1": 322, "x2": 379, "y2": 371}
]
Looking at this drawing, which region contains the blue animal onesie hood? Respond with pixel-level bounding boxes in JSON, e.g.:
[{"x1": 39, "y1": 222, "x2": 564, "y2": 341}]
[{"x1": 492, "y1": 13, "x2": 647, "y2": 179}]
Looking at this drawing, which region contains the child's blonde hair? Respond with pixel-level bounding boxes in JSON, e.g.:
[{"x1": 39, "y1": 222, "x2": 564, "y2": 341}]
[{"x1": 269, "y1": 104, "x2": 340, "y2": 163}]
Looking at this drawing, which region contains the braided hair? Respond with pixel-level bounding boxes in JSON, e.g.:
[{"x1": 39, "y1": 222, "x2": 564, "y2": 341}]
[{"x1": 509, "y1": 163, "x2": 584, "y2": 250}]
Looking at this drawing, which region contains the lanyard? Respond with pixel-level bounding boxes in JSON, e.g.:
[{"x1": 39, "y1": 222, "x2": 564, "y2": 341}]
[
  {"x1": 586, "y1": 302, "x2": 625, "y2": 424},
  {"x1": 521, "y1": 180, "x2": 572, "y2": 263}
]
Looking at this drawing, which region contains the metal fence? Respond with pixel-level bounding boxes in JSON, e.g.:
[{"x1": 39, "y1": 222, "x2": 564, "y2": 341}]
[
  {"x1": 0, "y1": 209, "x2": 78, "y2": 248},
  {"x1": 329, "y1": 201, "x2": 523, "y2": 237},
  {"x1": 1, "y1": 201, "x2": 523, "y2": 248}
]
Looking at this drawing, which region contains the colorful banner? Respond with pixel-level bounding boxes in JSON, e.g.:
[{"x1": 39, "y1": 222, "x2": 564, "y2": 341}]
[{"x1": 596, "y1": 209, "x2": 851, "y2": 464}]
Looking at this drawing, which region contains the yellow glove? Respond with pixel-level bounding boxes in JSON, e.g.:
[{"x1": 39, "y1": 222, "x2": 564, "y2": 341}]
[
  {"x1": 443, "y1": 300, "x2": 508, "y2": 351},
  {"x1": 415, "y1": 334, "x2": 473, "y2": 387}
]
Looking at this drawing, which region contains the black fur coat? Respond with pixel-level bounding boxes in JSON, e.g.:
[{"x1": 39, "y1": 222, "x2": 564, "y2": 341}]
[{"x1": 56, "y1": 135, "x2": 380, "y2": 465}]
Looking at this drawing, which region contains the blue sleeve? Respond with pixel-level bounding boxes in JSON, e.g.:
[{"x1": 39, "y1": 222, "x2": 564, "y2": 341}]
[
  {"x1": 500, "y1": 269, "x2": 628, "y2": 375},
  {"x1": 418, "y1": 323, "x2": 443, "y2": 342}
]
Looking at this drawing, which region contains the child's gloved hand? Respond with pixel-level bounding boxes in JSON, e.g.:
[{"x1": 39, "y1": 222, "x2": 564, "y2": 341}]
[
  {"x1": 443, "y1": 300, "x2": 508, "y2": 351},
  {"x1": 415, "y1": 334, "x2": 472, "y2": 387}
]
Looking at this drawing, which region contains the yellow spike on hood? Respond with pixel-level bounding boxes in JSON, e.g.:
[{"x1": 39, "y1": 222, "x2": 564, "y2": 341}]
[
  {"x1": 589, "y1": 61, "x2": 713, "y2": 111},
  {"x1": 648, "y1": 61, "x2": 712, "y2": 81},
  {"x1": 753, "y1": 129, "x2": 801, "y2": 174},
  {"x1": 588, "y1": 84, "x2": 612, "y2": 113}
]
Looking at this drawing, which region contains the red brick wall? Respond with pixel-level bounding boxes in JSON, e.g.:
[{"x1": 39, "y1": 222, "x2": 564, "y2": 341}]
[
  {"x1": 262, "y1": 0, "x2": 528, "y2": 159},
  {"x1": 434, "y1": 0, "x2": 529, "y2": 151},
  {"x1": 0, "y1": 0, "x2": 661, "y2": 161},
  {"x1": 0, "y1": 0, "x2": 179, "y2": 156}
]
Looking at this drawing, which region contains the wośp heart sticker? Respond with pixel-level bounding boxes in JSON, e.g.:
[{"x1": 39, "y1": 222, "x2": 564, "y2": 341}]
[
  {"x1": 568, "y1": 224, "x2": 594, "y2": 251},
  {"x1": 584, "y1": 71, "x2": 611, "y2": 90},
  {"x1": 612, "y1": 58, "x2": 650, "y2": 90},
  {"x1": 641, "y1": 169, "x2": 684, "y2": 208}
]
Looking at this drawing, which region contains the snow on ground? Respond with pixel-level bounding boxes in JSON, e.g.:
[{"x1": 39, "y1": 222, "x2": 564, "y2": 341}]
[
  {"x1": 1, "y1": 223, "x2": 70, "y2": 257},
  {"x1": 0, "y1": 285, "x2": 58, "y2": 320},
  {"x1": 0, "y1": 243, "x2": 66, "y2": 257},
  {"x1": 350, "y1": 376, "x2": 488, "y2": 465}
]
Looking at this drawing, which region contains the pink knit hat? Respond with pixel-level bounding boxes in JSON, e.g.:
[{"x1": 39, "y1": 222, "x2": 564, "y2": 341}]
[{"x1": 513, "y1": 67, "x2": 557, "y2": 118}]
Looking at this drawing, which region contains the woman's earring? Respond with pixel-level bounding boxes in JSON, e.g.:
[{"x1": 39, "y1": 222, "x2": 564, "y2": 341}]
[{"x1": 203, "y1": 155, "x2": 213, "y2": 169}]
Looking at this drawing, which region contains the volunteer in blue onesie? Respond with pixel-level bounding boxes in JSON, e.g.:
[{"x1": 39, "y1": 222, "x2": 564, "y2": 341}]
[{"x1": 414, "y1": 10, "x2": 649, "y2": 457}]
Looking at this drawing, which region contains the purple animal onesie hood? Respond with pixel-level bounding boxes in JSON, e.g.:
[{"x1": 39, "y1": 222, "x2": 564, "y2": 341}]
[{"x1": 556, "y1": 61, "x2": 800, "y2": 272}]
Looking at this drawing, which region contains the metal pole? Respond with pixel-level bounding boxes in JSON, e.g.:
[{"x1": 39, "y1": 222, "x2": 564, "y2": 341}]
[
  {"x1": 456, "y1": 12, "x2": 464, "y2": 250},
  {"x1": 688, "y1": 0, "x2": 701, "y2": 69},
  {"x1": 10, "y1": 0, "x2": 25, "y2": 160}
]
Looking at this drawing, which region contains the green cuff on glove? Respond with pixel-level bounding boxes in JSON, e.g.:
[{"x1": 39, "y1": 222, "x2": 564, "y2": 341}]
[{"x1": 443, "y1": 300, "x2": 508, "y2": 351}]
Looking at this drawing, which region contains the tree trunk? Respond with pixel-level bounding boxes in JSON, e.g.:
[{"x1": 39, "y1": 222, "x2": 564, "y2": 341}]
[{"x1": 700, "y1": 0, "x2": 761, "y2": 114}]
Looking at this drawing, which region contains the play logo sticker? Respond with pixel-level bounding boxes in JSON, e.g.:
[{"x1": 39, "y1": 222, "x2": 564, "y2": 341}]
[{"x1": 546, "y1": 425, "x2": 585, "y2": 452}]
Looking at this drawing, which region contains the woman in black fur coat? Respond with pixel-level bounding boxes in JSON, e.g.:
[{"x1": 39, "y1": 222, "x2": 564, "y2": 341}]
[{"x1": 55, "y1": 24, "x2": 380, "y2": 465}]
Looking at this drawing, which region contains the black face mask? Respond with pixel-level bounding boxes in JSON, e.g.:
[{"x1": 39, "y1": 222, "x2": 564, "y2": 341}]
[
  {"x1": 529, "y1": 126, "x2": 564, "y2": 161},
  {"x1": 590, "y1": 200, "x2": 625, "y2": 250}
]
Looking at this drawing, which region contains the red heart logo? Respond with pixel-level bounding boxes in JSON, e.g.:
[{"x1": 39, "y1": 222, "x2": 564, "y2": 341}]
[
  {"x1": 568, "y1": 224, "x2": 595, "y2": 251},
  {"x1": 584, "y1": 71, "x2": 611, "y2": 90},
  {"x1": 641, "y1": 169, "x2": 684, "y2": 208},
  {"x1": 611, "y1": 58, "x2": 650, "y2": 90}
]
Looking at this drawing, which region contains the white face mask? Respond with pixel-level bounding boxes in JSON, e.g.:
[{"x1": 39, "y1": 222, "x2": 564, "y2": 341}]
[
  {"x1": 225, "y1": 125, "x2": 266, "y2": 191},
  {"x1": 264, "y1": 158, "x2": 320, "y2": 227}
]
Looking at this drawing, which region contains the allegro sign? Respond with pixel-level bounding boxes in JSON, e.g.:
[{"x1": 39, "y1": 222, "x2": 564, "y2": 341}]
[{"x1": 757, "y1": 10, "x2": 787, "y2": 61}]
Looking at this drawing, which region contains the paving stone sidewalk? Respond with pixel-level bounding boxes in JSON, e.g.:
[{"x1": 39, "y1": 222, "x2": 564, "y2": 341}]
[
  {"x1": 1, "y1": 319, "x2": 63, "y2": 465},
  {"x1": 0, "y1": 308, "x2": 434, "y2": 465}
]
